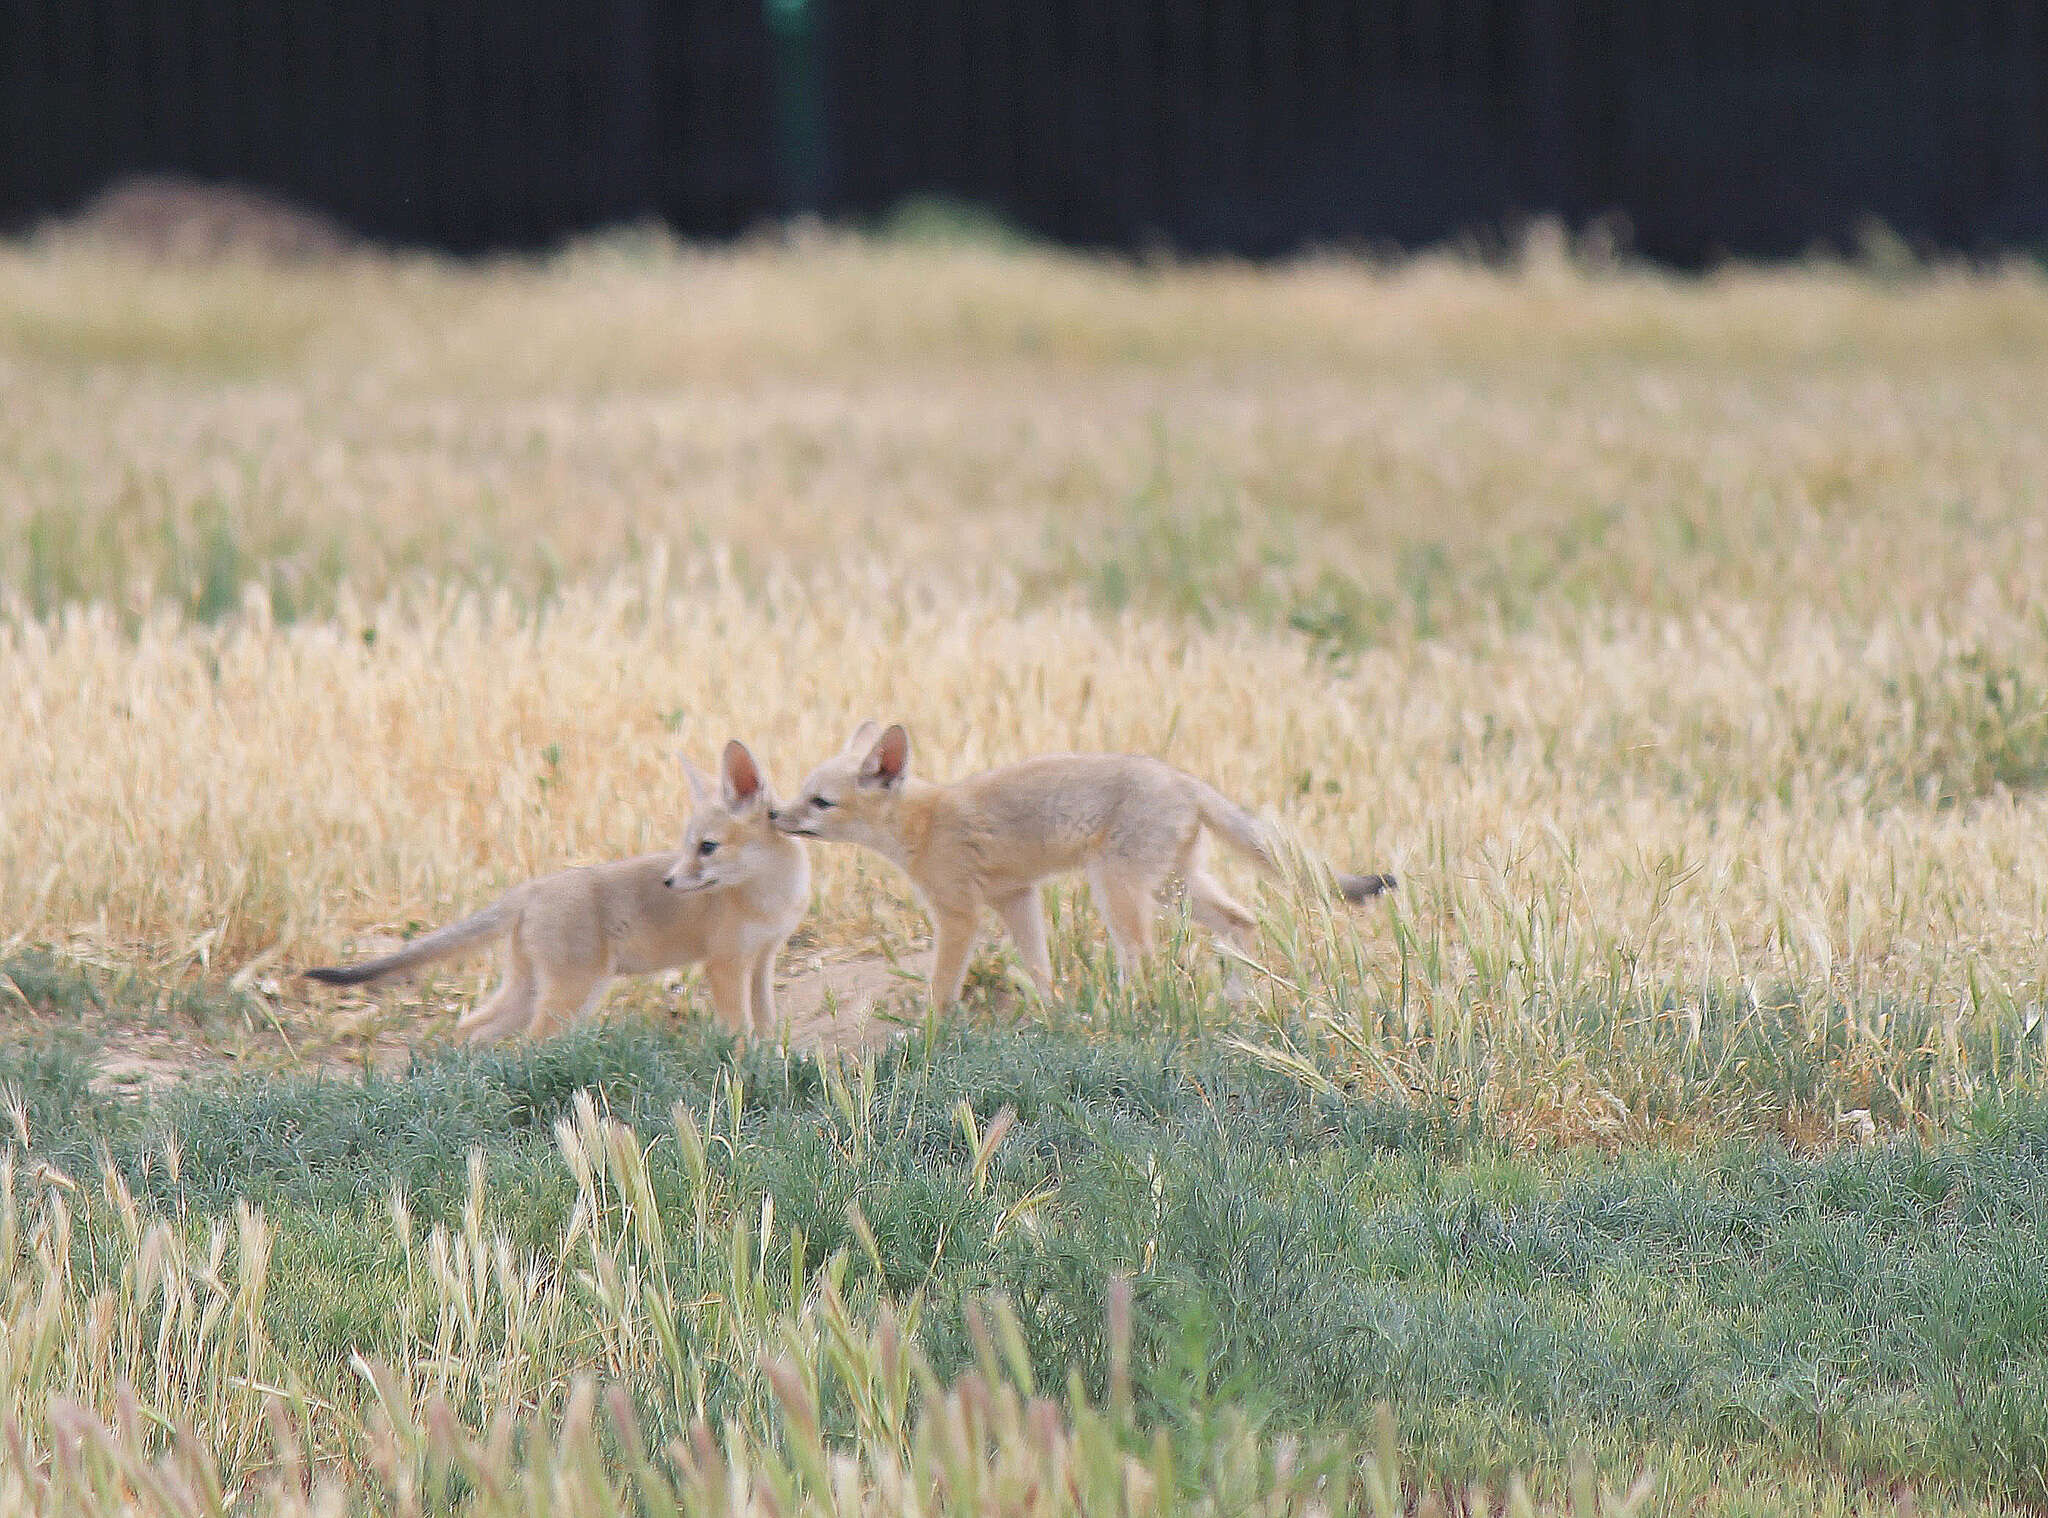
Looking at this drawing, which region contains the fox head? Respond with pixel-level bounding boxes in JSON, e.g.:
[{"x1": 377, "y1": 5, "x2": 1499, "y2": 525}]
[
  {"x1": 772, "y1": 721, "x2": 912, "y2": 851},
  {"x1": 664, "y1": 739, "x2": 798, "y2": 892}
]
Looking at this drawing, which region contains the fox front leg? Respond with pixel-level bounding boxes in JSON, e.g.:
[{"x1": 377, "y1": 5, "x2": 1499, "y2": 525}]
[
  {"x1": 749, "y1": 945, "x2": 780, "y2": 1037},
  {"x1": 926, "y1": 905, "x2": 982, "y2": 1012},
  {"x1": 703, "y1": 957, "x2": 752, "y2": 1036}
]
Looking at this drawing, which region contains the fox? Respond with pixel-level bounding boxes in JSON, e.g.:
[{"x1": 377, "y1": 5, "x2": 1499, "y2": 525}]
[
  {"x1": 304, "y1": 740, "x2": 810, "y2": 1042},
  {"x1": 771, "y1": 721, "x2": 1394, "y2": 1012}
]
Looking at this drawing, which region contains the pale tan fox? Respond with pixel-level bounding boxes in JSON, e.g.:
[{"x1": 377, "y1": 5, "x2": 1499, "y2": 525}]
[
  {"x1": 772, "y1": 722, "x2": 1393, "y2": 1011},
  {"x1": 305, "y1": 741, "x2": 810, "y2": 1042}
]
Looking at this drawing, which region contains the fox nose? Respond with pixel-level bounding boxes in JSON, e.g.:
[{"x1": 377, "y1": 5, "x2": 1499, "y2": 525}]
[
  {"x1": 766, "y1": 807, "x2": 779, "y2": 822},
  {"x1": 662, "y1": 873, "x2": 679, "y2": 889}
]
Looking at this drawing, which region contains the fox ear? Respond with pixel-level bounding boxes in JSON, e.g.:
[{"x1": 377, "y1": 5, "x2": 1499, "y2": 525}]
[
  {"x1": 721, "y1": 740, "x2": 764, "y2": 810},
  {"x1": 682, "y1": 754, "x2": 714, "y2": 808},
  {"x1": 842, "y1": 719, "x2": 881, "y2": 756},
  {"x1": 859, "y1": 724, "x2": 911, "y2": 789}
]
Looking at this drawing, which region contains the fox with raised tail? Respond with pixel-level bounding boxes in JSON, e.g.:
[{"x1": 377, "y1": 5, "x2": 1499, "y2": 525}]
[
  {"x1": 304, "y1": 741, "x2": 809, "y2": 1042},
  {"x1": 771, "y1": 722, "x2": 1393, "y2": 1011}
]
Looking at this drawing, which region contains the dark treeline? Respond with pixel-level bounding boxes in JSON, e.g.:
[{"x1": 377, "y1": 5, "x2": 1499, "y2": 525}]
[{"x1": 2, "y1": 0, "x2": 2044, "y2": 262}]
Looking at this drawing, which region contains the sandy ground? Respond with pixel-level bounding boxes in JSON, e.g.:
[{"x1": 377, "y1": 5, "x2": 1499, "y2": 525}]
[
  {"x1": 79, "y1": 950, "x2": 922, "y2": 1097},
  {"x1": 763, "y1": 951, "x2": 924, "y2": 1052}
]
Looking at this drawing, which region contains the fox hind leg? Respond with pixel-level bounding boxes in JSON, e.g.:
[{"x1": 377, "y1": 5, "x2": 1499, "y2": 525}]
[
  {"x1": 458, "y1": 941, "x2": 539, "y2": 1043},
  {"x1": 1180, "y1": 835, "x2": 1259, "y2": 953},
  {"x1": 1187, "y1": 878, "x2": 1258, "y2": 949},
  {"x1": 525, "y1": 963, "x2": 610, "y2": 1041},
  {"x1": 991, "y1": 888, "x2": 1054, "y2": 1000},
  {"x1": 1087, "y1": 862, "x2": 1162, "y2": 979}
]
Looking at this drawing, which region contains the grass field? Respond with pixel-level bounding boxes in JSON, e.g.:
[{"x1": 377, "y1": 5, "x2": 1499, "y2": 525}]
[{"x1": 4, "y1": 223, "x2": 2048, "y2": 1514}]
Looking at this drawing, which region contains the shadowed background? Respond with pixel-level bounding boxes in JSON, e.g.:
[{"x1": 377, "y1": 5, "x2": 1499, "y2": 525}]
[{"x1": 3, "y1": 0, "x2": 2046, "y2": 262}]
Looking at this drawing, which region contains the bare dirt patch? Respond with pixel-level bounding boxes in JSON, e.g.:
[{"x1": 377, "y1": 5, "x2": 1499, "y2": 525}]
[
  {"x1": 72, "y1": 951, "x2": 921, "y2": 1098},
  {"x1": 773, "y1": 951, "x2": 924, "y2": 1054}
]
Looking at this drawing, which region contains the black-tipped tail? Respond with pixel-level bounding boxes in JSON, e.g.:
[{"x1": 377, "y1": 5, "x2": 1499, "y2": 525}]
[
  {"x1": 299, "y1": 901, "x2": 513, "y2": 991},
  {"x1": 1336, "y1": 871, "x2": 1397, "y2": 903},
  {"x1": 303, "y1": 963, "x2": 381, "y2": 987}
]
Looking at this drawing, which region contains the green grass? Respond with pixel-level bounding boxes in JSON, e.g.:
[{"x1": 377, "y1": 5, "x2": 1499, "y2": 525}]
[
  {"x1": 0, "y1": 498, "x2": 359, "y2": 625},
  {"x1": 6, "y1": 1015, "x2": 2046, "y2": 1510},
  {"x1": 7, "y1": 243, "x2": 2047, "y2": 1514}
]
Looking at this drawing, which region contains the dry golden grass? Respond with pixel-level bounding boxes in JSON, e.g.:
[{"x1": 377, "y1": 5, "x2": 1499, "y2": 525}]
[{"x1": 5, "y1": 229, "x2": 2048, "y2": 1142}]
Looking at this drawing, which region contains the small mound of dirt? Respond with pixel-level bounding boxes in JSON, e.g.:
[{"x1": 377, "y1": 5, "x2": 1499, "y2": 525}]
[
  {"x1": 54, "y1": 174, "x2": 356, "y2": 263},
  {"x1": 776, "y1": 952, "x2": 921, "y2": 1053}
]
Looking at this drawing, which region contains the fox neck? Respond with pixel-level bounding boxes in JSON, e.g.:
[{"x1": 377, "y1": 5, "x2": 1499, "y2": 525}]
[
  {"x1": 867, "y1": 780, "x2": 941, "y2": 877},
  {"x1": 748, "y1": 835, "x2": 811, "y2": 906}
]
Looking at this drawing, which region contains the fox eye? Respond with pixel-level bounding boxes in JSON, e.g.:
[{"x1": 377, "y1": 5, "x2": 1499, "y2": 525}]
[
  {"x1": 811, "y1": 795, "x2": 835, "y2": 810},
  {"x1": 697, "y1": 839, "x2": 719, "y2": 857}
]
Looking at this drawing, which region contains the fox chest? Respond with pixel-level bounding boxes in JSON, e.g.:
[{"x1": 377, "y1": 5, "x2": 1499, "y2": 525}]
[
  {"x1": 724, "y1": 906, "x2": 796, "y2": 959},
  {"x1": 720, "y1": 867, "x2": 811, "y2": 958}
]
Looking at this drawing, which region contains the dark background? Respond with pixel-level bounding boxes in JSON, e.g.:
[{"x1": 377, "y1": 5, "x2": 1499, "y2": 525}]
[{"x1": 4, "y1": 0, "x2": 2045, "y2": 265}]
